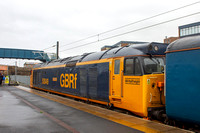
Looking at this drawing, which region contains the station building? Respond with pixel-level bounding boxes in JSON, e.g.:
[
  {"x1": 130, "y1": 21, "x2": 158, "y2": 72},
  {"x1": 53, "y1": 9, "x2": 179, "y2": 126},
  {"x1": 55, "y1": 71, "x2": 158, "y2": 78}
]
[
  {"x1": 0, "y1": 64, "x2": 32, "y2": 76},
  {"x1": 164, "y1": 37, "x2": 179, "y2": 44},
  {"x1": 101, "y1": 22, "x2": 200, "y2": 50},
  {"x1": 164, "y1": 21, "x2": 200, "y2": 43},
  {"x1": 24, "y1": 62, "x2": 38, "y2": 68},
  {"x1": 0, "y1": 65, "x2": 8, "y2": 75},
  {"x1": 179, "y1": 21, "x2": 200, "y2": 38}
]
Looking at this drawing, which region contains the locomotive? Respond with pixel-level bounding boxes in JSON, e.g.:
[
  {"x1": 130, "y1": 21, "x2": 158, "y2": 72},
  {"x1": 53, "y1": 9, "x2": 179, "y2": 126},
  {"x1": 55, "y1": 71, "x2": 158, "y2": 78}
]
[{"x1": 30, "y1": 42, "x2": 168, "y2": 119}]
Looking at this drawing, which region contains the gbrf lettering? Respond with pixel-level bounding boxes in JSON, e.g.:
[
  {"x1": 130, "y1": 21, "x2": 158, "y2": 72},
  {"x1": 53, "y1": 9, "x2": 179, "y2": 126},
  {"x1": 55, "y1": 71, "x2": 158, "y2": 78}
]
[{"x1": 60, "y1": 73, "x2": 77, "y2": 89}]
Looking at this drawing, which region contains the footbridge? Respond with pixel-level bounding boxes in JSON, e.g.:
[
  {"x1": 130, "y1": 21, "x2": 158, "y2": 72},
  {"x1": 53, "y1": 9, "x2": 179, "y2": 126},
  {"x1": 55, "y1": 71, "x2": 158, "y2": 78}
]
[{"x1": 0, "y1": 48, "x2": 55, "y2": 62}]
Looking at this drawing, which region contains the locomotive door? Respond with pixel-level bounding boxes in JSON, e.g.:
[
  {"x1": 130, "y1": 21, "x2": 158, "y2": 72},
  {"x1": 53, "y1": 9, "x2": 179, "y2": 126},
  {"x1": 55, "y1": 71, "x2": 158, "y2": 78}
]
[{"x1": 111, "y1": 58, "x2": 122, "y2": 97}]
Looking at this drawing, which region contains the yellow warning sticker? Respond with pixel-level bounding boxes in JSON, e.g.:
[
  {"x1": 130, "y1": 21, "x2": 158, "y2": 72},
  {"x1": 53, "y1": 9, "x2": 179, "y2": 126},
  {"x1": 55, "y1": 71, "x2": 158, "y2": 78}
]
[{"x1": 147, "y1": 79, "x2": 150, "y2": 85}]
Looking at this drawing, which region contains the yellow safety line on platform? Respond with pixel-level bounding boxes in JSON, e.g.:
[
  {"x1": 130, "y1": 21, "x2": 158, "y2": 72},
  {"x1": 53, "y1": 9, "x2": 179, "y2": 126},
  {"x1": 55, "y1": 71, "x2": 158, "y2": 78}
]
[{"x1": 16, "y1": 86, "x2": 188, "y2": 133}]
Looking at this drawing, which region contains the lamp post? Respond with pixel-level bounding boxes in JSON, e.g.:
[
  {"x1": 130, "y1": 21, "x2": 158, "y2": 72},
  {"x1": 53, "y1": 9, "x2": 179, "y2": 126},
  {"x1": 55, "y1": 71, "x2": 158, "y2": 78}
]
[
  {"x1": 53, "y1": 41, "x2": 59, "y2": 59},
  {"x1": 56, "y1": 41, "x2": 59, "y2": 59},
  {"x1": 15, "y1": 61, "x2": 17, "y2": 82}
]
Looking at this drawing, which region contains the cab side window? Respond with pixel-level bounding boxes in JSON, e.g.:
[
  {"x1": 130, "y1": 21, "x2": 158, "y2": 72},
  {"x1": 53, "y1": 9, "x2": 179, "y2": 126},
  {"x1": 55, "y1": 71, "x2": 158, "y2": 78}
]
[
  {"x1": 134, "y1": 58, "x2": 142, "y2": 76},
  {"x1": 124, "y1": 58, "x2": 142, "y2": 76},
  {"x1": 125, "y1": 58, "x2": 134, "y2": 75}
]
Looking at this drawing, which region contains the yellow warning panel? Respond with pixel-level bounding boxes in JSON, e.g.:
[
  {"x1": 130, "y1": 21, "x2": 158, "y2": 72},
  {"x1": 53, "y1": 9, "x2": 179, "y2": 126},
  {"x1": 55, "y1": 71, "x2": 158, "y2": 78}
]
[{"x1": 5, "y1": 76, "x2": 9, "y2": 84}]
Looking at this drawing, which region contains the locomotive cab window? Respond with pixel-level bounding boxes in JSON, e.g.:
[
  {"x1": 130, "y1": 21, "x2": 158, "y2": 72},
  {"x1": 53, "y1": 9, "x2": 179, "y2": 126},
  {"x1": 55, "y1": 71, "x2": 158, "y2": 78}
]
[
  {"x1": 143, "y1": 57, "x2": 165, "y2": 74},
  {"x1": 124, "y1": 58, "x2": 142, "y2": 76}
]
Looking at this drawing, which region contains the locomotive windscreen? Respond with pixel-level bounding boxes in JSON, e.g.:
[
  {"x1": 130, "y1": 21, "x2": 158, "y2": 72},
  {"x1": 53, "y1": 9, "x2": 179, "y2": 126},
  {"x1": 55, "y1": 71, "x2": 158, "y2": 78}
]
[{"x1": 142, "y1": 57, "x2": 165, "y2": 74}]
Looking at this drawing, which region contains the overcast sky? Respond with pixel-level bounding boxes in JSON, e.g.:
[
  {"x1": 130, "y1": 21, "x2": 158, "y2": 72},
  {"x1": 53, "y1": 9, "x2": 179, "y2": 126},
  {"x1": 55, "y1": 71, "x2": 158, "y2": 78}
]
[{"x1": 0, "y1": 0, "x2": 200, "y2": 66}]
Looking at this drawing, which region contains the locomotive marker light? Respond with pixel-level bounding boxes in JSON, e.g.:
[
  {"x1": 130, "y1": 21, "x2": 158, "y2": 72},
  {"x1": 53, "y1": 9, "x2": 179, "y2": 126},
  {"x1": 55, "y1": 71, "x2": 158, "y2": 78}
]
[
  {"x1": 154, "y1": 45, "x2": 159, "y2": 51},
  {"x1": 60, "y1": 73, "x2": 77, "y2": 89}
]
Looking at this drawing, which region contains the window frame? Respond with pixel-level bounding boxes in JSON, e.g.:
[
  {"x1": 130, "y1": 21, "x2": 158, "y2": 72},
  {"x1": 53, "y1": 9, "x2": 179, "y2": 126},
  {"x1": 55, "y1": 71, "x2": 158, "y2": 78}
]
[
  {"x1": 142, "y1": 56, "x2": 165, "y2": 75},
  {"x1": 123, "y1": 57, "x2": 142, "y2": 76},
  {"x1": 114, "y1": 59, "x2": 120, "y2": 74}
]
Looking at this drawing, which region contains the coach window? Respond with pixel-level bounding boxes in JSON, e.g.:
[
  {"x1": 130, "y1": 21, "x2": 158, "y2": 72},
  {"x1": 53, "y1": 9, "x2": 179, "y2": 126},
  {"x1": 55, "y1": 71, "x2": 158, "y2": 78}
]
[{"x1": 114, "y1": 60, "x2": 120, "y2": 74}]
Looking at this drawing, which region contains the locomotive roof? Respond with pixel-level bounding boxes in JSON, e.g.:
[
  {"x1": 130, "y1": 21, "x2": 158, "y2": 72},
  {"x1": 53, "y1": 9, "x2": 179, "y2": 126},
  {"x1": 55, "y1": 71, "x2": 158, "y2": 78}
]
[
  {"x1": 34, "y1": 42, "x2": 168, "y2": 68},
  {"x1": 166, "y1": 35, "x2": 200, "y2": 53}
]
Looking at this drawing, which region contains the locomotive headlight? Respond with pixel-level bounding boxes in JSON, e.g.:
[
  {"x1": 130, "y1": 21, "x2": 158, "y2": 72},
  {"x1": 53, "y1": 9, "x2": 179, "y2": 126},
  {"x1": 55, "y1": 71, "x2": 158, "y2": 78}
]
[{"x1": 154, "y1": 45, "x2": 159, "y2": 51}]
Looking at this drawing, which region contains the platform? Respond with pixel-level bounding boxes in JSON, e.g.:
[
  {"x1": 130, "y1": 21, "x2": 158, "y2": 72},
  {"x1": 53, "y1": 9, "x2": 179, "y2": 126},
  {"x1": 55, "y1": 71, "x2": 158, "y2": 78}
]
[{"x1": 0, "y1": 85, "x2": 193, "y2": 133}]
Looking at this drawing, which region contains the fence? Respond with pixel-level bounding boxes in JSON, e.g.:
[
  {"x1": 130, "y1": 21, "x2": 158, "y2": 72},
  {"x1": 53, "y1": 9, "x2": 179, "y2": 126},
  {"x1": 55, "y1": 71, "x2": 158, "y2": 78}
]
[{"x1": 10, "y1": 75, "x2": 30, "y2": 86}]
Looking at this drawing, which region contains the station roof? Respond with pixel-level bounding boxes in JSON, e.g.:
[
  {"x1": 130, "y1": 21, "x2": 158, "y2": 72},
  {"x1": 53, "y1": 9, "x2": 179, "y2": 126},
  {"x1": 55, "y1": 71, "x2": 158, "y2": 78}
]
[{"x1": 179, "y1": 21, "x2": 200, "y2": 29}]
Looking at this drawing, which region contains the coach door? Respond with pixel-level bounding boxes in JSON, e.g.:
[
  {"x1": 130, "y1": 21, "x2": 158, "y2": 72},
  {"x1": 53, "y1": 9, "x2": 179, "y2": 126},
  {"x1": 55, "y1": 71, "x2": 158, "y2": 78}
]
[{"x1": 111, "y1": 58, "x2": 123, "y2": 98}]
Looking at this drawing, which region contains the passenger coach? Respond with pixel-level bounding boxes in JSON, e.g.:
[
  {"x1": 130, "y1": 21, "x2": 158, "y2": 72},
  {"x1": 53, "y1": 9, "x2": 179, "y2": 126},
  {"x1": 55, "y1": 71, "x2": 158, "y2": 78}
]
[
  {"x1": 30, "y1": 42, "x2": 168, "y2": 119},
  {"x1": 166, "y1": 35, "x2": 200, "y2": 124}
]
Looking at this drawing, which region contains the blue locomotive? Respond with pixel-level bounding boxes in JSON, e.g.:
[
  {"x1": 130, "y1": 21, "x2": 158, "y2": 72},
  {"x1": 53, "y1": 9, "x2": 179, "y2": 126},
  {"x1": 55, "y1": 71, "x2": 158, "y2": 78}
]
[{"x1": 166, "y1": 35, "x2": 200, "y2": 125}]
